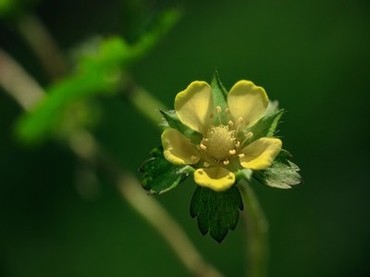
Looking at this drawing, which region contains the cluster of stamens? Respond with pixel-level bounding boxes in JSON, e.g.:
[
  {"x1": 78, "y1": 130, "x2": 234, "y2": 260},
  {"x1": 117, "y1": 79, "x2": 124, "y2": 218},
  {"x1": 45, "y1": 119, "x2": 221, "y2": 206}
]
[{"x1": 198, "y1": 105, "x2": 253, "y2": 167}]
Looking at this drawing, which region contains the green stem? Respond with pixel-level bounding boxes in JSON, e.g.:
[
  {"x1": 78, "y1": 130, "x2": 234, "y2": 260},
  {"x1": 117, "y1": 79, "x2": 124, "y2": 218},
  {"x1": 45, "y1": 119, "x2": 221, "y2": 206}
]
[
  {"x1": 128, "y1": 83, "x2": 166, "y2": 127},
  {"x1": 17, "y1": 13, "x2": 68, "y2": 79},
  {"x1": 237, "y1": 180, "x2": 269, "y2": 277}
]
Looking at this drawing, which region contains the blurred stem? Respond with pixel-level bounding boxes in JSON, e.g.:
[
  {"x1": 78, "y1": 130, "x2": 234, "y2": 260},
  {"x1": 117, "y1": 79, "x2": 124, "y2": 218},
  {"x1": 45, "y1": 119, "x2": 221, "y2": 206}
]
[
  {"x1": 124, "y1": 81, "x2": 166, "y2": 127},
  {"x1": 0, "y1": 48, "x2": 44, "y2": 111},
  {"x1": 238, "y1": 181, "x2": 269, "y2": 277},
  {"x1": 17, "y1": 13, "x2": 68, "y2": 79},
  {"x1": 69, "y1": 131, "x2": 222, "y2": 277},
  {"x1": 0, "y1": 48, "x2": 223, "y2": 277}
]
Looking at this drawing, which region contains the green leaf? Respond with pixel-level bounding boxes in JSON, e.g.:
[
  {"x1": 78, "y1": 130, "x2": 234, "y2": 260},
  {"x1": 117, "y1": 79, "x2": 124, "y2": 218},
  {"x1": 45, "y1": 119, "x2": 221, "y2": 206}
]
[
  {"x1": 160, "y1": 109, "x2": 202, "y2": 143},
  {"x1": 139, "y1": 147, "x2": 193, "y2": 195},
  {"x1": 244, "y1": 109, "x2": 284, "y2": 145},
  {"x1": 253, "y1": 149, "x2": 302, "y2": 189},
  {"x1": 210, "y1": 71, "x2": 228, "y2": 125},
  {"x1": 160, "y1": 109, "x2": 190, "y2": 133},
  {"x1": 190, "y1": 186, "x2": 243, "y2": 242},
  {"x1": 130, "y1": 8, "x2": 181, "y2": 60}
]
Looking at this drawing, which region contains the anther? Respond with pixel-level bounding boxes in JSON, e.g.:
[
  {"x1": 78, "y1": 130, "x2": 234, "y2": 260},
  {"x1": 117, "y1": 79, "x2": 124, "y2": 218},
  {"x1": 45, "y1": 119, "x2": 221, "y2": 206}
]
[
  {"x1": 200, "y1": 143, "x2": 207, "y2": 150},
  {"x1": 235, "y1": 141, "x2": 240, "y2": 148},
  {"x1": 228, "y1": 120, "x2": 234, "y2": 127},
  {"x1": 223, "y1": 160, "x2": 230, "y2": 165},
  {"x1": 245, "y1": 132, "x2": 253, "y2": 140},
  {"x1": 238, "y1": 153, "x2": 245, "y2": 158},
  {"x1": 229, "y1": 149, "x2": 236, "y2": 155},
  {"x1": 203, "y1": 162, "x2": 210, "y2": 167},
  {"x1": 216, "y1": 106, "x2": 222, "y2": 113},
  {"x1": 191, "y1": 155, "x2": 198, "y2": 162},
  {"x1": 225, "y1": 108, "x2": 230, "y2": 113}
]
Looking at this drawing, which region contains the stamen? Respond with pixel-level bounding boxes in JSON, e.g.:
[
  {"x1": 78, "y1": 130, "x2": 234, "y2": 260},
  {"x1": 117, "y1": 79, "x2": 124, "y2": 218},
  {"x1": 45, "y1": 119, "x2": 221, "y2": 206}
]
[
  {"x1": 229, "y1": 149, "x2": 236, "y2": 155},
  {"x1": 238, "y1": 153, "x2": 245, "y2": 158},
  {"x1": 191, "y1": 155, "x2": 198, "y2": 162},
  {"x1": 235, "y1": 117, "x2": 244, "y2": 134},
  {"x1": 223, "y1": 160, "x2": 230, "y2": 165},
  {"x1": 228, "y1": 120, "x2": 234, "y2": 127},
  {"x1": 216, "y1": 106, "x2": 222, "y2": 124},
  {"x1": 241, "y1": 132, "x2": 254, "y2": 146},
  {"x1": 200, "y1": 143, "x2": 207, "y2": 150},
  {"x1": 235, "y1": 141, "x2": 241, "y2": 148},
  {"x1": 245, "y1": 131, "x2": 253, "y2": 140},
  {"x1": 203, "y1": 162, "x2": 210, "y2": 167}
]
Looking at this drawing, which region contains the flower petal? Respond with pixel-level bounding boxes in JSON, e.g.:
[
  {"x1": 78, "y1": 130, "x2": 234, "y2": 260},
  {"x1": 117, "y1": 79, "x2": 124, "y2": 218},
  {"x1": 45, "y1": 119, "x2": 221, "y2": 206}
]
[
  {"x1": 239, "y1": 137, "x2": 282, "y2": 170},
  {"x1": 161, "y1": 128, "x2": 200, "y2": 165},
  {"x1": 175, "y1": 81, "x2": 213, "y2": 134},
  {"x1": 228, "y1": 80, "x2": 269, "y2": 126},
  {"x1": 194, "y1": 167, "x2": 235, "y2": 192}
]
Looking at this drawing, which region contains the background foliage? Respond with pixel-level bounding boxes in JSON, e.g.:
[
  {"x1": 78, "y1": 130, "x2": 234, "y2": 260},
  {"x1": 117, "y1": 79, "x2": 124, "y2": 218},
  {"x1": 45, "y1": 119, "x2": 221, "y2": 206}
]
[{"x1": 1, "y1": 0, "x2": 370, "y2": 276}]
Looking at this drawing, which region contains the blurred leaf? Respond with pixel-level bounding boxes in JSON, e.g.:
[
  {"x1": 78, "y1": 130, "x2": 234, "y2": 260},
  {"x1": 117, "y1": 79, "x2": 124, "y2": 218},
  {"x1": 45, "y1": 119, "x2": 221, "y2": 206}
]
[
  {"x1": 130, "y1": 8, "x2": 181, "y2": 59},
  {"x1": 253, "y1": 149, "x2": 302, "y2": 189},
  {"x1": 0, "y1": 0, "x2": 14, "y2": 16},
  {"x1": 139, "y1": 147, "x2": 193, "y2": 195},
  {"x1": 0, "y1": 0, "x2": 39, "y2": 18},
  {"x1": 190, "y1": 186, "x2": 243, "y2": 242},
  {"x1": 15, "y1": 6, "x2": 181, "y2": 144}
]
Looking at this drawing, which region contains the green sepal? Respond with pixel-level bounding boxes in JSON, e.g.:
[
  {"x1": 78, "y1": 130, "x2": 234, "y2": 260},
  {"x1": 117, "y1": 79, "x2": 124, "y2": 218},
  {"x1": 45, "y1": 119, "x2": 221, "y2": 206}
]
[
  {"x1": 159, "y1": 109, "x2": 202, "y2": 143},
  {"x1": 244, "y1": 109, "x2": 284, "y2": 145},
  {"x1": 190, "y1": 186, "x2": 243, "y2": 243},
  {"x1": 253, "y1": 149, "x2": 302, "y2": 189},
  {"x1": 139, "y1": 146, "x2": 194, "y2": 194},
  {"x1": 210, "y1": 71, "x2": 228, "y2": 125}
]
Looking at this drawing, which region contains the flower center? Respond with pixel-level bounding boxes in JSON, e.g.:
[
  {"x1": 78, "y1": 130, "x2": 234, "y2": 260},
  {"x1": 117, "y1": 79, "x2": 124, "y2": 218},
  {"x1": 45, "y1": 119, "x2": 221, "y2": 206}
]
[{"x1": 202, "y1": 125, "x2": 236, "y2": 161}]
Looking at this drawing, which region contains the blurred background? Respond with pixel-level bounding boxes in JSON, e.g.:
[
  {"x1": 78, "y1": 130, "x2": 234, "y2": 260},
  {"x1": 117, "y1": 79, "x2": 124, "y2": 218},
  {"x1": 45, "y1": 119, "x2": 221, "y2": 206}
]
[{"x1": 1, "y1": 0, "x2": 370, "y2": 276}]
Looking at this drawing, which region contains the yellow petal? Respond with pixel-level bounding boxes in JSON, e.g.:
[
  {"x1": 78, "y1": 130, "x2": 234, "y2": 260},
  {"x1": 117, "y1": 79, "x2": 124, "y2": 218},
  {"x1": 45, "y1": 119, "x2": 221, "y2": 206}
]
[
  {"x1": 175, "y1": 81, "x2": 213, "y2": 134},
  {"x1": 228, "y1": 80, "x2": 268, "y2": 126},
  {"x1": 161, "y1": 128, "x2": 200, "y2": 165},
  {"x1": 239, "y1": 137, "x2": 282, "y2": 170},
  {"x1": 194, "y1": 167, "x2": 235, "y2": 192}
]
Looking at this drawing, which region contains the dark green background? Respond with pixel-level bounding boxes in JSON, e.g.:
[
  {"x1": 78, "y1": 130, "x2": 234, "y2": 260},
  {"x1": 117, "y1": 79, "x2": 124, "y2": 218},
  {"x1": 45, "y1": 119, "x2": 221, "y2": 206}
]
[{"x1": 1, "y1": 0, "x2": 370, "y2": 276}]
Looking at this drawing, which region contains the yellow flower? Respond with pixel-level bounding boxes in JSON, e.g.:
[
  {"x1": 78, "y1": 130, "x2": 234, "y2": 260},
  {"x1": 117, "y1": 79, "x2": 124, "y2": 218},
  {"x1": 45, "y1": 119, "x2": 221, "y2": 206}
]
[{"x1": 161, "y1": 80, "x2": 282, "y2": 192}]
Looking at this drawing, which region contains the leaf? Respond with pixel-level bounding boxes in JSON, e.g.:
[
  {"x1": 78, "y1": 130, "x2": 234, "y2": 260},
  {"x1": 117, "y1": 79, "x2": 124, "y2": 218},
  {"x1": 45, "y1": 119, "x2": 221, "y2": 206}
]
[
  {"x1": 139, "y1": 147, "x2": 193, "y2": 195},
  {"x1": 160, "y1": 109, "x2": 191, "y2": 134},
  {"x1": 130, "y1": 8, "x2": 181, "y2": 60},
  {"x1": 15, "y1": 8, "x2": 181, "y2": 144},
  {"x1": 244, "y1": 109, "x2": 284, "y2": 145},
  {"x1": 210, "y1": 71, "x2": 228, "y2": 125},
  {"x1": 159, "y1": 109, "x2": 202, "y2": 143},
  {"x1": 253, "y1": 149, "x2": 302, "y2": 189},
  {"x1": 190, "y1": 186, "x2": 243, "y2": 242}
]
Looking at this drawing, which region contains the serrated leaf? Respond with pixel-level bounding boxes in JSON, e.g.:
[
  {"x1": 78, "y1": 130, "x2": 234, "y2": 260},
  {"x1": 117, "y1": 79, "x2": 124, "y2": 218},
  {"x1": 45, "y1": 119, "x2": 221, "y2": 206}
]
[
  {"x1": 190, "y1": 186, "x2": 243, "y2": 242},
  {"x1": 245, "y1": 109, "x2": 284, "y2": 145},
  {"x1": 253, "y1": 149, "x2": 302, "y2": 189},
  {"x1": 139, "y1": 147, "x2": 193, "y2": 194}
]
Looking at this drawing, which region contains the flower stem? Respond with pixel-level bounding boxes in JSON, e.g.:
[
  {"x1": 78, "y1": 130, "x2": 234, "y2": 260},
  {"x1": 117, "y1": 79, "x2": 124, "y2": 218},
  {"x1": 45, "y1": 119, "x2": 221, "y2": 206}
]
[{"x1": 237, "y1": 180, "x2": 269, "y2": 277}]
